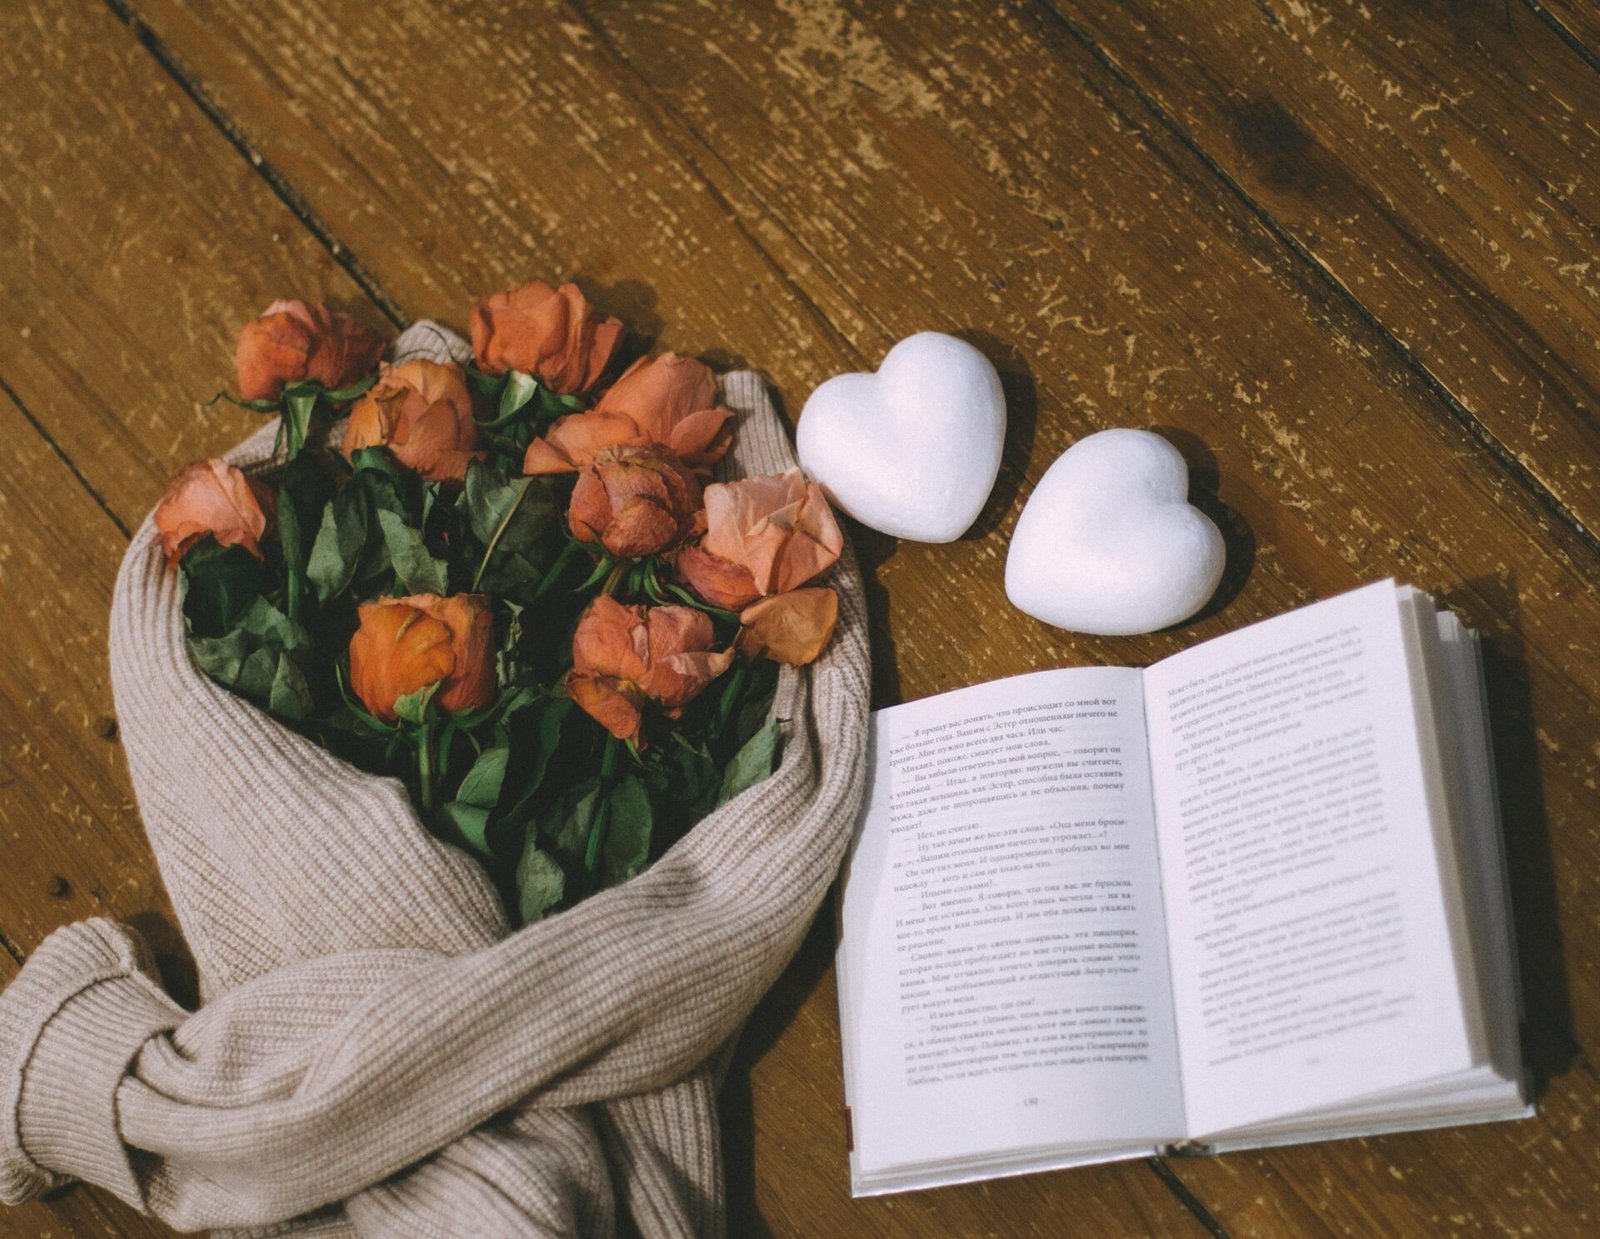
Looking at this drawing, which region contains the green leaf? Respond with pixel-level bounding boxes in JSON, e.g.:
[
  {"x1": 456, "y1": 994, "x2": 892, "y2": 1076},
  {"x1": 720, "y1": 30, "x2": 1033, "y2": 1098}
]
[
  {"x1": 466, "y1": 364, "x2": 505, "y2": 398},
  {"x1": 500, "y1": 696, "x2": 574, "y2": 822},
  {"x1": 439, "y1": 801, "x2": 493, "y2": 861},
  {"x1": 515, "y1": 842, "x2": 565, "y2": 924},
  {"x1": 460, "y1": 461, "x2": 560, "y2": 595},
  {"x1": 498, "y1": 370, "x2": 539, "y2": 421},
  {"x1": 308, "y1": 484, "x2": 369, "y2": 602},
  {"x1": 601, "y1": 775, "x2": 653, "y2": 886},
  {"x1": 267, "y1": 653, "x2": 314, "y2": 720},
  {"x1": 235, "y1": 596, "x2": 309, "y2": 651},
  {"x1": 281, "y1": 389, "x2": 319, "y2": 460},
  {"x1": 188, "y1": 629, "x2": 249, "y2": 684},
  {"x1": 393, "y1": 682, "x2": 439, "y2": 725},
  {"x1": 545, "y1": 779, "x2": 606, "y2": 859},
  {"x1": 718, "y1": 718, "x2": 782, "y2": 806},
  {"x1": 376, "y1": 509, "x2": 448, "y2": 594},
  {"x1": 647, "y1": 734, "x2": 719, "y2": 819},
  {"x1": 320, "y1": 373, "x2": 378, "y2": 402},
  {"x1": 536, "y1": 385, "x2": 586, "y2": 419},
  {"x1": 235, "y1": 647, "x2": 279, "y2": 702},
  {"x1": 456, "y1": 746, "x2": 509, "y2": 810},
  {"x1": 352, "y1": 447, "x2": 422, "y2": 528},
  {"x1": 179, "y1": 538, "x2": 271, "y2": 636}
]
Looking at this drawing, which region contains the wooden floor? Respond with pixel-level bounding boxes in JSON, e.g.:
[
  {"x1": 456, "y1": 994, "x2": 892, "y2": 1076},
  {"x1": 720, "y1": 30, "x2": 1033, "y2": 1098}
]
[{"x1": 3, "y1": 0, "x2": 1599, "y2": 1234}]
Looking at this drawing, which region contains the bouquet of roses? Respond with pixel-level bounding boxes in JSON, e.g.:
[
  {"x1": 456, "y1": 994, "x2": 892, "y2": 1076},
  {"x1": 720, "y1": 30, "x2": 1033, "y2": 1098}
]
[{"x1": 154, "y1": 282, "x2": 843, "y2": 927}]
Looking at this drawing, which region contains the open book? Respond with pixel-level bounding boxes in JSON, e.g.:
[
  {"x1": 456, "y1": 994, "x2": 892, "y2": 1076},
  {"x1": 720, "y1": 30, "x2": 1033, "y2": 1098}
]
[{"x1": 836, "y1": 581, "x2": 1531, "y2": 1195}]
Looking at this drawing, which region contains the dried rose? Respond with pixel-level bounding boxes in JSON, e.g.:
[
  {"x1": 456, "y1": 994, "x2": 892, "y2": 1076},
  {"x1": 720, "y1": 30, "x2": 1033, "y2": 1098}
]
[
  {"x1": 523, "y1": 354, "x2": 732, "y2": 475},
  {"x1": 342, "y1": 360, "x2": 483, "y2": 482},
  {"x1": 154, "y1": 459, "x2": 275, "y2": 568},
  {"x1": 234, "y1": 299, "x2": 386, "y2": 402},
  {"x1": 568, "y1": 447, "x2": 704, "y2": 559},
  {"x1": 566, "y1": 595, "x2": 733, "y2": 745},
  {"x1": 468, "y1": 279, "x2": 624, "y2": 394},
  {"x1": 733, "y1": 588, "x2": 839, "y2": 667},
  {"x1": 348, "y1": 594, "x2": 494, "y2": 724},
  {"x1": 677, "y1": 469, "x2": 843, "y2": 608}
]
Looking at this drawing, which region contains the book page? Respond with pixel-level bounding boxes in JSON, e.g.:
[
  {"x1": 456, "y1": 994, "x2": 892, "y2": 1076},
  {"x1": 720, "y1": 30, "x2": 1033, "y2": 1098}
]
[
  {"x1": 839, "y1": 668, "x2": 1183, "y2": 1182},
  {"x1": 1142, "y1": 582, "x2": 1475, "y2": 1137}
]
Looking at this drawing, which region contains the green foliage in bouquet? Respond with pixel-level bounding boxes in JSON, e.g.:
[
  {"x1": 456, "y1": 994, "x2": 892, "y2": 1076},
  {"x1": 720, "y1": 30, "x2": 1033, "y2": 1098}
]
[{"x1": 157, "y1": 284, "x2": 844, "y2": 926}]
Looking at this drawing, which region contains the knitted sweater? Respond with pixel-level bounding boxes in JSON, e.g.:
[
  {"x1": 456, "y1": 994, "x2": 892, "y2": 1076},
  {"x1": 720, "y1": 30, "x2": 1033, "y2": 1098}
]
[{"x1": 0, "y1": 325, "x2": 870, "y2": 1237}]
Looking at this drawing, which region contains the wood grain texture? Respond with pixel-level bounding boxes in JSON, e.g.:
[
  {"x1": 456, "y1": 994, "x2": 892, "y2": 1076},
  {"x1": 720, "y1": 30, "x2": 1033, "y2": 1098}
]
[
  {"x1": 0, "y1": 0, "x2": 1597, "y2": 1233},
  {"x1": 1531, "y1": 0, "x2": 1600, "y2": 56},
  {"x1": 1056, "y1": 0, "x2": 1600, "y2": 548},
  {"x1": 0, "y1": 4, "x2": 381, "y2": 529}
]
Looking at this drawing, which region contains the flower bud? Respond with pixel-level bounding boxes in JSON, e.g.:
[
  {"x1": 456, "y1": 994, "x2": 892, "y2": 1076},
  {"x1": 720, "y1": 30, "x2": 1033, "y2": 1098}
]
[
  {"x1": 524, "y1": 353, "x2": 731, "y2": 475},
  {"x1": 343, "y1": 360, "x2": 483, "y2": 482},
  {"x1": 234, "y1": 299, "x2": 386, "y2": 402},
  {"x1": 566, "y1": 595, "x2": 733, "y2": 745},
  {"x1": 568, "y1": 447, "x2": 703, "y2": 559},
  {"x1": 154, "y1": 459, "x2": 275, "y2": 568},
  {"x1": 469, "y1": 279, "x2": 623, "y2": 393},
  {"x1": 677, "y1": 469, "x2": 842, "y2": 606},
  {"x1": 348, "y1": 594, "x2": 494, "y2": 723}
]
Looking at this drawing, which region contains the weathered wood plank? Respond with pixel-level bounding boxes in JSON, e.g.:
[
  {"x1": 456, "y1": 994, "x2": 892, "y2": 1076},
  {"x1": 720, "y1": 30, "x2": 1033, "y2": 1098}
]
[
  {"x1": 1056, "y1": 0, "x2": 1600, "y2": 538},
  {"x1": 0, "y1": 3, "x2": 382, "y2": 531},
  {"x1": 1532, "y1": 0, "x2": 1600, "y2": 56}
]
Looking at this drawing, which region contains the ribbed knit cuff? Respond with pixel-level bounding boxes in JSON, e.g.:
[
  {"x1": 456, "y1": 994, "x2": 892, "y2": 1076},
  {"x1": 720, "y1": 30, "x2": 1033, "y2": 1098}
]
[{"x1": 0, "y1": 919, "x2": 183, "y2": 1208}]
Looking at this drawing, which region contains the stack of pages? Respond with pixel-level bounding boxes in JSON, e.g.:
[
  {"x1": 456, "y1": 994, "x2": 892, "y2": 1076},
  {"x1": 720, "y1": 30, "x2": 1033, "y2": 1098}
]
[{"x1": 837, "y1": 581, "x2": 1530, "y2": 1195}]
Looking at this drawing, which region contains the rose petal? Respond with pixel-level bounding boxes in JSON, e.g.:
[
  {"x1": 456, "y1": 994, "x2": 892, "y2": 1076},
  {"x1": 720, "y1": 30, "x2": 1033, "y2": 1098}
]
[{"x1": 736, "y1": 588, "x2": 839, "y2": 666}]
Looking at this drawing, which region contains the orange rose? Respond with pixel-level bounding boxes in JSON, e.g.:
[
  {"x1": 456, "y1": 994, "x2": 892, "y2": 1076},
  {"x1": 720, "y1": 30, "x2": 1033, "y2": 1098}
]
[
  {"x1": 566, "y1": 595, "x2": 733, "y2": 745},
  {"x1": 348, "y1": 594, "x2": 495, "y2": 723},
  {"x1": 154, "y1": 459, "x2": 276, "y2": 568},
  {"x1": 342, "y1": 360, "x2": 483, "y2": 482},
  {"x1": 568, "y1": 447, "x2": 703, "y2": 559},
  {"x1": 234, "y1": 299, "x2": 386, "y2": 402},
  {"x1": 523, "y1": 354, "x2": 732, "y2": 475},
  {"x1": 468, "y1": 279, "x2": 624, "y2": 393},
  {"x1": 735, "y1": 588, "x2": 839, "y2": 667},
  {"x1": 677, "y1": 469, "x2": 843, "y2": 608}
]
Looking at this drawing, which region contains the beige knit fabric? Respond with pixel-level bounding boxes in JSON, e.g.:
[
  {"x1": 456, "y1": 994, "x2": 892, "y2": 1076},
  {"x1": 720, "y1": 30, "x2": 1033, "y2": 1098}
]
[{"x1": 0, "y1": 323, "x2": 870, "y2": 1237}]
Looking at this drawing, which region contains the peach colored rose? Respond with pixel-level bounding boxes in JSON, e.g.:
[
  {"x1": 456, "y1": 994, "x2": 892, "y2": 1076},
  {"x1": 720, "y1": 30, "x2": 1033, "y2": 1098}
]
[
  {"x1": 566, "y1": 595, "x2": 733, "y2": 745},
  {"x1": 735, "y1": 588, "x2": 839, "y2": 667},
  {"x1": 348, "y1": 594, "x2": 495, "y2": 724},
  {"x1": 469, "y1": 279, "x2": 624, "y2": 393},
  {"x1": 154, "y1": 459, "x2": 276, "y2": 568},
  {"x1": 568, "y1": 448, "x2": 703, "y2": 559},
  {"x1": 234, "y1": 299, "x2": 386, "y2": 402},
  {"x1": 523, "y1": 354, "x2": 732, "y2": 475},
  {"x1": 342, "y1": 360, "x2": 483, "y2": 482},
  {"x1": 677, "y1": 469, "x2": 843, "y2": 607}
]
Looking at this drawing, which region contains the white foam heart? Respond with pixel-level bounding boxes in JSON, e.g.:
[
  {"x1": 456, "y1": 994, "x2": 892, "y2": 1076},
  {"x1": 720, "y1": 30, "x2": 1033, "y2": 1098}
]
[
  {"x1": 797, "y1": 332, "x2": 1005, "y2": 542},
  {"x1": 1005, "y1": 429, "x2": 1225, "y2": 636}
]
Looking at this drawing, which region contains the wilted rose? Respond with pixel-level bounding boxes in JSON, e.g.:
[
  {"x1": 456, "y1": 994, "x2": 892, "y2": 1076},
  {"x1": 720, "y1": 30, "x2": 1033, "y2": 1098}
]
[
  {"x1": 735, "y1": 588, "x2": 839, "y2": 667},
  {"x1": 154, "y1": 459, "x2": 276, "y2": 568},
  {"x1": 348, "y1": 593, "x2": 495, "y2": 724},
  {"x1": 568, "y1": 447, "x2": 704, "y2": 559},
  {"x1": 469, "y1": 279, "x2": 624, "y2": 394},
  {"x1": 676, "y1": 469, "x2": 843, "y2": 609},
  {"x1": 342, "y1": 360, "x2": 483, "y2": 482},
  {"x1": 566, "y1": 595, "x2": 733, "y2": 745},
  {"x1": 234, "y1": 299, "x2": 386, "y2": 402},
  {"x1": 523, "y1": 354, "x2": 732, "y2": 475}
]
